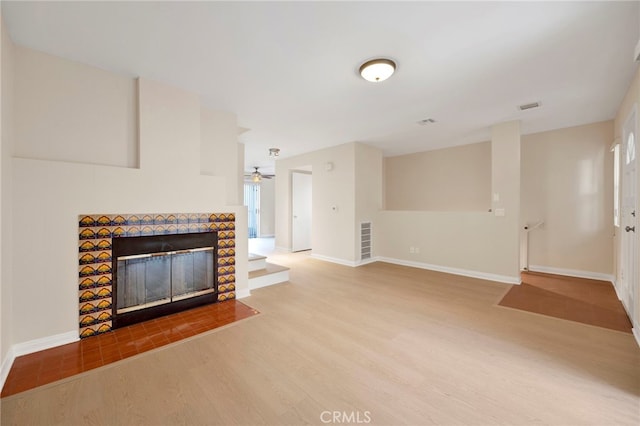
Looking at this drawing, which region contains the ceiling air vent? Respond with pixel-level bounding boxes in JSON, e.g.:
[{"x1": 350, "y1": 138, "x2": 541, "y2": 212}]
[
  {"x1": 518, "y1": 102, "x2": 540, "y2": 111},
  {"x1": 417, "y1": 118, "x2": 436, "y2": 125}
]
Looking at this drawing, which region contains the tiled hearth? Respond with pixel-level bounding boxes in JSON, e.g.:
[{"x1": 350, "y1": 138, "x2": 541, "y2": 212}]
[
  {"x1": 77, "y1": 213, "x2": 237, "y2": 338},
  {"x1": 1, "y1": 301, "x2": 259, "y2": 397}
]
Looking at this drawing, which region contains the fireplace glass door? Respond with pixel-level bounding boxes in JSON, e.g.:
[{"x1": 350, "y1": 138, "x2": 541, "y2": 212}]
[{"x1": 116, "y1": 247, "x2": 215, "y2": 314}]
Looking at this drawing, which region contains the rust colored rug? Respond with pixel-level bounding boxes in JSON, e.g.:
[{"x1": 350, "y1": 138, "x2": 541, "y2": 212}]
[{"x1": 499, "y1": 272, "x2": 632, "y2": 333}]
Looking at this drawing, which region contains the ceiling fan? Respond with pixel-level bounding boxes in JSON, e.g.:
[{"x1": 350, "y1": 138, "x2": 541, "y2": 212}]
[{"x1": 245, "y1": 167, "x2": 275, "y2": 183}]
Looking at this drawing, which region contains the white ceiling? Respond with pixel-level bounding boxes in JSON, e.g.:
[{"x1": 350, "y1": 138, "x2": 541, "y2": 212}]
[{"x1": 2, "y1": 1, "x2": 639, "y2": 175}]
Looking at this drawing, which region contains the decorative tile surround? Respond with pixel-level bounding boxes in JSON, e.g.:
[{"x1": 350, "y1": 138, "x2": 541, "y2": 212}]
[{"x1": 77, "y1": 213, "x2": 236, "y2": 339}]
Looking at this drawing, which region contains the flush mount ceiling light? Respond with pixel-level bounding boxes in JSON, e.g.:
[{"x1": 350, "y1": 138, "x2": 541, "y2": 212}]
[{"x1": 359, "y1": 58, "x2": 396, "y2": 82}]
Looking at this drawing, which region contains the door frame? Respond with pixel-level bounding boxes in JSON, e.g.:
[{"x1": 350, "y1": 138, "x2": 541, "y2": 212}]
[
  {"x1": 244, "y1": 182, "x2": 260, "y2": 239},
  {"x1": 619, "y1": 105, "x2": 638, "y2": 320},
  {"x1": 291, "y1": 170, "x2": 312, "y2": 252}
]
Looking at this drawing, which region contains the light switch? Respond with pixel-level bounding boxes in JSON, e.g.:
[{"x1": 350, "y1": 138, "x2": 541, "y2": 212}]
[{"x1": 493, "y1": 193, "x2": 500, "y2": 202}]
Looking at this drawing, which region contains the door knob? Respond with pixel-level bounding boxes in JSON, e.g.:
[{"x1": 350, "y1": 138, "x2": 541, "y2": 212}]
[{"x1": 625, "y1": 226, "x2": 635, "y2": 232}]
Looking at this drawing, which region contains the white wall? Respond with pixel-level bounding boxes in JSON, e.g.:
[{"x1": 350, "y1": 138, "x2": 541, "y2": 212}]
[
  {"x1": 6, "y1": 46, "x2": 247, "y2": 349},
  {"x1": 1, "y1": 14, "x2": 15, "y2": 366},
  {"x1": 259, "y1": 177, "x2": 275, "y2": 237},
  {"x1": 521, "y1": 121, "x2": 614, "y2": 276},
  {"x1": 385, "y1": 141, "x2": 491, "y2": 211},
  {"x1": 13, "y1": 46, "x2": 138, "y2": 168}
]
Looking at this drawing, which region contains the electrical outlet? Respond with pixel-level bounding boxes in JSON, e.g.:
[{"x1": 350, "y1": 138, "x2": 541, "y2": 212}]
[{"x1": 409, "y1": 246, "x2": 415, "y2": 254}]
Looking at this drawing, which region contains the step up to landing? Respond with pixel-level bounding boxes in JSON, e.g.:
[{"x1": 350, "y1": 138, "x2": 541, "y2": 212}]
[
  {"x1": 248, "y1": 253, "x2": 267, "y2": 272},
  {"x1": 248, "y1": 262, "x2": 290, "y2": 290}
]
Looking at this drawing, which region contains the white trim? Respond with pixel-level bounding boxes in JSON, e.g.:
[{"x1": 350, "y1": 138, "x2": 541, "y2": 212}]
[
  {"x1": 249, "y1": 270, "x2": 290, "y2": 290},
  {"x1": 258, "y1": 234, "x2": 275, "y2": 238},
  {"x1": 633, "y1": 326, "x2": 640, "y2": 348},
  {"x1": 1, "y1": 330, "x2": 78, "y2": 391},
  {"x1": 355, "y1": 257, "x2": 378, "y2": 267},
  {"x1": 0, "y1": 346, "x2": 16, "y2": 392},
  {"x1": 235, "y1": 288, "x2": 251, "y2": 299},
  {"x1": 275, "y1": 246, "x2": 292, "y2": 253},
  {"x1": 528, "y1": 265, "x2": 614, "y2": 283},
  {"x1": 12, "y1": 330, "x2": 78, "y2": 358},
  {"x1": 310, "y1": 254, "x2": 359, "y2": 267},
  {"x1": 612, "y1": 278, "x2": 624, "y2": 301},
  {"x1": 378, "y1": 257, "x2": 521, "y2": 285},
  {"x1": 311, "y1": 254, "x2": 520, "y2": 284},
  {"x1": 248, "y1": 257, "x2": 267, "y2": 272}
]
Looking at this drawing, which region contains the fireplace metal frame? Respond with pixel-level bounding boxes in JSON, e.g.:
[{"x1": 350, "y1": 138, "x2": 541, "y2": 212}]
[{"x1": 111, "y1": 231, "x2": 218, "y2": 328}]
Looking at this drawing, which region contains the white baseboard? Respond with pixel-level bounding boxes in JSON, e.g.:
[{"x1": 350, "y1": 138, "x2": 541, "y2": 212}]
[
  {"x1": 310, "y1": 254, "x2": 520, "y2": 284},
  {"x1": 527, "y1": 265, "x2": 614, "y2": 283},
  {"x1": 355, "y1": 257, "x2": 379, "y2": 267},
  {"x1": 12, "y1": 330, "x2": 78, "y2": 357},
  {"x1": 1, "y1": 330, "x2": 78, "y2": 391},
  {"x1": 235, "y1": 288, "x2": 251, "y2": 299},
  {"x1": 611, "y1": 279, "x2": 623, "y2": 301},
  {"x1": 633, "y1": 326, "x2": 640, "y2": 348},
  {"x1": 275, "y1": 246, "x2": 292, "y2": 253},
  {"x1": 310, "y1": 254, "x2": 359, "y2": 267},
  {"x1": 258, "y1": 234, "x2": 275, "y2": 238},
  {"x1": 378, "y1": 257, "x2": 521, "y2": 285},
  {"x1": 0, "y1": 346, "x2": 16, "y2": 392}
]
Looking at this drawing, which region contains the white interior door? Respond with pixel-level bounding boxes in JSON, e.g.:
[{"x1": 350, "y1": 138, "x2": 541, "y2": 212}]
[
  {"x1": 620, "y1": 109, "x2": 637, "y2": 318},
  {"x1": 292, "y1": 171, "x2": 312, "y2": 252}
]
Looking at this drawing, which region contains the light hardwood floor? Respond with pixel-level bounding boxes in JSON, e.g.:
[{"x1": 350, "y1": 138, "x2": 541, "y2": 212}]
[{"x1": 2, "y1": 253, "x2": 639, "y2": 425}]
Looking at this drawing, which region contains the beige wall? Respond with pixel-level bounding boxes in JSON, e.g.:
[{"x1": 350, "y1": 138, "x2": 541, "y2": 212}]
[
  {"x1": 377, "y1": 121, "x2": 521, "y2": 282},
  {"x1": 377, "y1": 211, "x2": 515, "y2": 279},
  {"x1": 521, "y1": 121, "x2": 614, "y2": 276},
  {"x1": 354, "y1": 143, "x2": 383, "y2": 260},
  {"x1": 275, "y1": 142, "x2": 383, "y2": 263},
  {"x1": 259, "y1": 177, "x2": 275, "y2": 237},
  {"x1": 201, "y1": 107, "x2": 240, "y2": 205},
  {"x1": 1, "y1": 15, "x2": 15, "y2": 366},
  {"x1": 614, "y1": 67, "x2": 640, "y2": 331},
  {"x1": 276, "y1": 143, "x2": 357, "y2": 262},
  {"x1": 4, "y1": 43, "x2": 247, "y2": 355},
  {"x1": 385, "y1": 142, "x2": 491, "y2": 211},
  {"x1": 13, "y1": 46, "x2": 138, "y2": 168}
]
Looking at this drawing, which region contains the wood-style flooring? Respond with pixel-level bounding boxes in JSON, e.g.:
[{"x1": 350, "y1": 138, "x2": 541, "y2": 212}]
[
  {"x1": 2, "y1": 253, "x2": 639, "y2": 425},
  {"x1": 499, "y1": 271, "x2": 633, "y2": 333}
]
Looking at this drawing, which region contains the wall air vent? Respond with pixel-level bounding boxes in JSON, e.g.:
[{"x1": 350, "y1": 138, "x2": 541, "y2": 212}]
[
  {"x1": 518, "y1": 102, "x2": 540, "y2": 111},
  {"x1": 360, "y1": 222, "x2": 372, "y2": 260},
  {"x1": 417, "y1": 118, "x2": 437, "y2": 125}
]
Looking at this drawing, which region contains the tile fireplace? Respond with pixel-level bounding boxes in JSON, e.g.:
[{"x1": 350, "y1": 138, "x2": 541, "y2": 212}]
[{"x1": 78, "y1": 213, "x2": 236, "y2": 338}]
